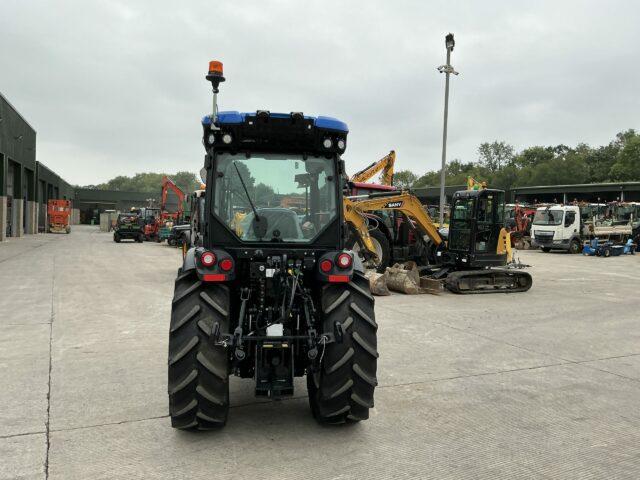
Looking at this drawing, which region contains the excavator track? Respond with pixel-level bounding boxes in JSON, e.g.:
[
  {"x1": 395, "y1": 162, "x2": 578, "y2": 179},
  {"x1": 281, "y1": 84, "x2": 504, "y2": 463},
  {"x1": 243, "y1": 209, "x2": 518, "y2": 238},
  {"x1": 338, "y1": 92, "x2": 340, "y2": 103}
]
[{"x1": 445, "y1": 269, "x2": 532, "y2": 294}]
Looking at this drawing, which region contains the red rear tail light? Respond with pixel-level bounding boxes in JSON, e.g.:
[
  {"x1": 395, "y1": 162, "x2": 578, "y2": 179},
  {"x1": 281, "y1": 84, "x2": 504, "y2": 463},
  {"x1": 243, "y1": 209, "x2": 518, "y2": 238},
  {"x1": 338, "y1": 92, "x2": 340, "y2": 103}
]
[
  {"x1": 201, "y1": 251, "x2": 216, "y2": 267},
  {"x1": 336, "y1": 253, "x2": 353, "y2": 269},
  {"x1": 219, "y1": 258, "x2": 233, "y2": 272},
  {"x1": 328, "y1": 275, "x2": 350, "y2": 283},
  {"x1": 203, "y1": 273, "x2": 226, "y2": 282},
  {"x1": 320, "y1": 259, "x2": 333, "y2": 273}
]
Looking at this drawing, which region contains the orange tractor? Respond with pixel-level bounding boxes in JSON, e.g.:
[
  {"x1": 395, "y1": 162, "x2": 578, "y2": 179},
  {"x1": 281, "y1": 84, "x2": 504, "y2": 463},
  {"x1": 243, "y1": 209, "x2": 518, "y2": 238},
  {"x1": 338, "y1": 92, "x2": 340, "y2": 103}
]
[{"x1": 47, "y1": 200, "x2": 72, "y2": 234}]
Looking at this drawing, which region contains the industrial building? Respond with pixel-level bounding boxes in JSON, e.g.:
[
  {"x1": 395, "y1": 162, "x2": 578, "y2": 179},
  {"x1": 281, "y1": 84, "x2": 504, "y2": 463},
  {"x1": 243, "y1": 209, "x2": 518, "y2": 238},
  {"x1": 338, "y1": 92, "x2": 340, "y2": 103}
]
[
  {"x1": 75, "y1": 188, "x2": 158, "y2": 224},
  {"x1": 414, "y1": 182, "x2": 640, "y2": 205},
  {"x1": 1, "y1": 92, "x2": 159, "y2": 240},
  {"x1": 510, "y1": 182, "x2": 640, "y2": 204},
  {"x1": 1, "y1": 92, "x2": 76, "y2": 240}
]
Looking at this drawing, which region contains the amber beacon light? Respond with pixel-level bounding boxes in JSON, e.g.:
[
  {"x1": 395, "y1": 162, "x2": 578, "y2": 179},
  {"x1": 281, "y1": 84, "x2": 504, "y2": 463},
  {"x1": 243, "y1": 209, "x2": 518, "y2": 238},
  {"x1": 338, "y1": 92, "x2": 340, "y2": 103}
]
[{"x1": 206, "y1": 59, "x2": 226, "y2": 125}]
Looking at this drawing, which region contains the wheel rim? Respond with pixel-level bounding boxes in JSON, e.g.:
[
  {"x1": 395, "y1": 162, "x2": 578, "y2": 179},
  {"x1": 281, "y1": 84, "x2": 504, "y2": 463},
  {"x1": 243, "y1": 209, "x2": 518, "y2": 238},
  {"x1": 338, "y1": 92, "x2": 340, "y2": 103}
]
[{"x1": 352, "y1": 236, "x2": 383, "y2": 269}]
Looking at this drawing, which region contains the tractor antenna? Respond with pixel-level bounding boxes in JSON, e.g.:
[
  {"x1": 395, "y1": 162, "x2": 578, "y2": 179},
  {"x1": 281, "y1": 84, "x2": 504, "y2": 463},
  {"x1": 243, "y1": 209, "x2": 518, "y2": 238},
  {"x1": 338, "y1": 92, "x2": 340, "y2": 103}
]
[{"x1": 206, "y1": 60, "x2": 225, "y2": 130}]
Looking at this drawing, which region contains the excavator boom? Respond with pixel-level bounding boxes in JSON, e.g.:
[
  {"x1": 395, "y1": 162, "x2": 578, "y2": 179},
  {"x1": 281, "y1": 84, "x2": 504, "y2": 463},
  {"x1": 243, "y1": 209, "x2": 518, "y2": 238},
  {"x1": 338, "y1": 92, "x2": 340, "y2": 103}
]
[
  {"x1": 161, "y1": 176, "x2": 186, "y2": 220},
  {"x1": 345, "y1": 191, "x2": 442, "y2": 248},
  {"x1": 350, "y1": 150, "x2": 396, "y2": 185}
]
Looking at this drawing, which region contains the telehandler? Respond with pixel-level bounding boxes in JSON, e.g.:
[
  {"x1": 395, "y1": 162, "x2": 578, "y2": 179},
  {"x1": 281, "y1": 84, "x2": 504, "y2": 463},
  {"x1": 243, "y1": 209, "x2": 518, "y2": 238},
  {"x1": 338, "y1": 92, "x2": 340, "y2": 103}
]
[{"x1": 168, "y1": 61, "x2": 377, "y2": 429}]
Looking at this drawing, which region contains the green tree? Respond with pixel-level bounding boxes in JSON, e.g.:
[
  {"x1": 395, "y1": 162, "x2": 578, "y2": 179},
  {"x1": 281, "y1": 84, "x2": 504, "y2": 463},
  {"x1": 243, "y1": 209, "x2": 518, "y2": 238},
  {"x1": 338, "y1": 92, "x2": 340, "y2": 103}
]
[
  {"x1": 512, "y1": 146, "x2": 554, "y2": 169},
  {"x1": 90, "y1": 171, "x2": 200, "y2": 194},
  {"x1": 254, "y1": 182, "x2": 276, "y2": 206},
  {"x1": 393, "y1": 170, "x2": 418, "y2": 189},
  {"x1": 478, "y1": 141, "x2": 515, "y2": 172},
  {"x1": 610, "y1": 135, "x2": 640, "y2": 181},
  {"x1": 170, "y1": 171, "x2": 200, "y2": 194}
]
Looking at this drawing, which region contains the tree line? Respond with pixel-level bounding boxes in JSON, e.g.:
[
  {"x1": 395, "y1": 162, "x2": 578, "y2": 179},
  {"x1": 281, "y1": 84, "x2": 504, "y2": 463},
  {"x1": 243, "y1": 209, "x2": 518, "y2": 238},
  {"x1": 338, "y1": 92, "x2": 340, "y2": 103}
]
[
  {"x1": 392, "y1": 129, "x2": 640, "y2": 191},
  {"x1": 84, "y1": 129, "x2": 640, "y2": 195},
  {"x1": 81, "y1": 171, "x2": 201, "y2": 196}
]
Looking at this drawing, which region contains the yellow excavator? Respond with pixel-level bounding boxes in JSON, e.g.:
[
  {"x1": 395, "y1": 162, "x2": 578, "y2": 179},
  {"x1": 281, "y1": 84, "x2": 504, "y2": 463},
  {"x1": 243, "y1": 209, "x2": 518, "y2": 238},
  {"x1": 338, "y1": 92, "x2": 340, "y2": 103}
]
[
  {"x1": 467, "y1": 176, "x2": 487, "y2": 191},
  {"x1": 344, "y1": 188, "x2": 532, "y2": 294},
  {"x1": 350, "y1": 150, "x2": 396, "y2": 185}
]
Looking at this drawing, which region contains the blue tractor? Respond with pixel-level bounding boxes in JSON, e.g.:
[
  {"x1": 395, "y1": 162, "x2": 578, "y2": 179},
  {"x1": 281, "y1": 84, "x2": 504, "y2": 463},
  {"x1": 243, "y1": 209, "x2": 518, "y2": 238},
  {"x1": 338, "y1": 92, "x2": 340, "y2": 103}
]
[{"x1": 167, "y1": 61, "x2": 377, "y2": 429}]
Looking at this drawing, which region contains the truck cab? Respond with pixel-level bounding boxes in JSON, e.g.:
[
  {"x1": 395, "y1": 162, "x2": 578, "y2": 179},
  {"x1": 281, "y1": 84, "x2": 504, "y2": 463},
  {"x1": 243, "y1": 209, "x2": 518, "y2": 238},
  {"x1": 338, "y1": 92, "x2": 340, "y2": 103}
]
[{"x1": 531, "y1": 205, "x2": 583, "y2": 253}]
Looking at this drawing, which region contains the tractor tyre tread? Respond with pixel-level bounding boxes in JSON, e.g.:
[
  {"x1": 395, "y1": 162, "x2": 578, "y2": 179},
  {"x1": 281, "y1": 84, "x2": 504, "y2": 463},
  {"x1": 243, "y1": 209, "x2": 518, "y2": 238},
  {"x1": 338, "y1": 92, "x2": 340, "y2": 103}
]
[
  {"x1": 168, "y1": 271, "x2": 230, "y2": 430},
  {"x1": 308, "y1": 271, "x2": 377, "y2": 424}
]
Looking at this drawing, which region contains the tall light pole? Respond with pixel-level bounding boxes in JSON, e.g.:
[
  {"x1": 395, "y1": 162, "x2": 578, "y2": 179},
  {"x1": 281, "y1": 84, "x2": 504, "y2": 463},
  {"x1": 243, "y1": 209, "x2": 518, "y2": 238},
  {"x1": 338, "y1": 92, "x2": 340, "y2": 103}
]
[{"x1": 437, "y1": 33, "x2": 459, "y2": 225}]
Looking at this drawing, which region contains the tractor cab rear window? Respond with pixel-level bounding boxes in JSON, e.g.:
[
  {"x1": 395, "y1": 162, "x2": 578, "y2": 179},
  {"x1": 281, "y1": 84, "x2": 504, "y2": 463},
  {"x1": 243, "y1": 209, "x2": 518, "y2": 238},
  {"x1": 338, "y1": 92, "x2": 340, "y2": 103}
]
[{"x1": 213, "y1": 153, "x2": 337, "y2": 243}]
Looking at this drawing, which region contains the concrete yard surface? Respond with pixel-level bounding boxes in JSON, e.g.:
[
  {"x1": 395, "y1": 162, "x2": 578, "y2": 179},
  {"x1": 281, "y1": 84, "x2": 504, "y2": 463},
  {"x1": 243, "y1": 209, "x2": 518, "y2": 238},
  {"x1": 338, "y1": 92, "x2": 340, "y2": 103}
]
[{"x1": 1, "y1": 225, "x2": 639, "y2": 479}]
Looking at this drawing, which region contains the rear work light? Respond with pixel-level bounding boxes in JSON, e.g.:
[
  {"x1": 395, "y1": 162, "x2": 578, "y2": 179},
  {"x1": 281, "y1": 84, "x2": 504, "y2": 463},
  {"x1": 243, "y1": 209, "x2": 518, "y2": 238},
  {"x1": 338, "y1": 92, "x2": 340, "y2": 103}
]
[
  {"x1": 219, "y1": 258, "x2": 233, "y2": 272},
  {"x1": 336, "y1": 253, "x2": 353, "y2": 269},
  {"x1": 201, "y1": 251, "x2": 216, "y2": 267},
  {"x1": 320, "y1": 259, "x2": 333, "y2": 273}
]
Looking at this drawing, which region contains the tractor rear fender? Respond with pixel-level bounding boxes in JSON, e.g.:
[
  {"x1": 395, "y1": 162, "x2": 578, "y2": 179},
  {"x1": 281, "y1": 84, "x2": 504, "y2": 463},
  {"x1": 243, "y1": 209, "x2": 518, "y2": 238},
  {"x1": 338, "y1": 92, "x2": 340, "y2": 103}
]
[
  {"x1": 181, "y1": 246, "x2": 236, "y2": 282},
  {"x1": 181, "y1": 246, "x2": 198, "y2": 273},
  {"x1": 352, "y1": 251, "x2": 365, "y2": 274}
]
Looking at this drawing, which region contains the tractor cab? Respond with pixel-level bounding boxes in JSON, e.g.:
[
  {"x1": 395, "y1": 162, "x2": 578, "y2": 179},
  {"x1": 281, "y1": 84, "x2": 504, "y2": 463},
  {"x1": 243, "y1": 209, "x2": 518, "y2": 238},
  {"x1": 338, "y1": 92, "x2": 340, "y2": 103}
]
[
  {"x1": 447, "y1": 188, "x2": 508, "y2": 268},
  {"x1": 202, "y1": 110, "x2": 348, "y2": 253}
]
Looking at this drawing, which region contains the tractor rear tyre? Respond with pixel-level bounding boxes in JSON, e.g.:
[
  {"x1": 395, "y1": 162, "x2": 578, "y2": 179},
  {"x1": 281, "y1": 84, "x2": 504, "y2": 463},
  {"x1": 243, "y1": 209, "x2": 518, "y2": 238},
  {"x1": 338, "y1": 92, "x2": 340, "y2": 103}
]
[
  {"x1": 137, "y1": 234, "x2": 144, "y2": 243},
  {"x1": 541, "y1": 247, "x2": 551, "y2": 253},
  {"x1": 168, "y1": 270, "x2": 230, "y2": 430},
  {"x1": 307, "y1": 271, "x2": 378, "y2": 424}
]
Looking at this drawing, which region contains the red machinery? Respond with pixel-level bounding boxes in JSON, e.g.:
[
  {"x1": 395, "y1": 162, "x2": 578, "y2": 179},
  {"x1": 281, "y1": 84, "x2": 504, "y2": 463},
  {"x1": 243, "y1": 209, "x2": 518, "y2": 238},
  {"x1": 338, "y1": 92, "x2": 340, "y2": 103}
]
[
  {"x1": 506, "y1": 203, "x2": 536, "y2": 249},
  {"x1": 161, "y1": 176, "x2": 185, "y2": 222},
  {"x1": 155, "y1": 176, "x2": 186, "y2": 242},
  {"x1": 47, "y1": 199, "x2": 72, "y2": 234}
]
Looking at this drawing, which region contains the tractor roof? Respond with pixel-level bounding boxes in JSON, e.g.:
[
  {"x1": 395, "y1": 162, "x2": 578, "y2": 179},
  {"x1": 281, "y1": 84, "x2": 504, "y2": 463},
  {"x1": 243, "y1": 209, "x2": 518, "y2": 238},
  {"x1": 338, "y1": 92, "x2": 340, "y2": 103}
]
[{"x1": 202, "y1": 111, "x2": 348, "y2": 133}]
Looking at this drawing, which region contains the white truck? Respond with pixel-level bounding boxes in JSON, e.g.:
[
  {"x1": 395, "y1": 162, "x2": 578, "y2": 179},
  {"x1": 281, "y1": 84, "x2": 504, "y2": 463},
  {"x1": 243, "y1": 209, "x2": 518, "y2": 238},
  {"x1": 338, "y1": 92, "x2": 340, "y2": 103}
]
[{"x1": 531, "y1": 204, "x2": 638, "y2": 253}]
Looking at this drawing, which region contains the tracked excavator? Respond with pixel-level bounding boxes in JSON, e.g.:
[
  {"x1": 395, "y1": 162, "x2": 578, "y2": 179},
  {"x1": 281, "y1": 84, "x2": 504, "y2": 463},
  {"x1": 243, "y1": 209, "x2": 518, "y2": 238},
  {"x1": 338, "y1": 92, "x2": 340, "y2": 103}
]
[{"x1": 344, "y1": 188, "x2": 532, "y2": 294}]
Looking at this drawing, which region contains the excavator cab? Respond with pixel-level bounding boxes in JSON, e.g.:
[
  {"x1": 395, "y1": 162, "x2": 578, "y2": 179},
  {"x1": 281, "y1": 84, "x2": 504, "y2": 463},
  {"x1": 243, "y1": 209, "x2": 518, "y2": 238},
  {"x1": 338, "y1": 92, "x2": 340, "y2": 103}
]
[{"x1": 447, "y1": 189, "x2": 508, "y2": 268}]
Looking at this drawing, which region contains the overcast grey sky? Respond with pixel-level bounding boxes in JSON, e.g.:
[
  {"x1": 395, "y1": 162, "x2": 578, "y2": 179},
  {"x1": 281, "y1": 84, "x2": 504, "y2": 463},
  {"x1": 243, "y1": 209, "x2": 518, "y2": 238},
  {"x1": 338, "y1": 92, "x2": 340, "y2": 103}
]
[{"x1": 2, "y1": 0, "x2": 639, "y2": 185}]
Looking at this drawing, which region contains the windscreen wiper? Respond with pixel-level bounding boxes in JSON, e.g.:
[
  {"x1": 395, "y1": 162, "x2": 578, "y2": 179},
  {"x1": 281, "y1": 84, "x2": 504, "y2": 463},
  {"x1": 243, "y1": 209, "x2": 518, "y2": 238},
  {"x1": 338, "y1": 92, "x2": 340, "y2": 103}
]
[{"x1": 233, "y1": 161, "x2": 267, "y2": 238}]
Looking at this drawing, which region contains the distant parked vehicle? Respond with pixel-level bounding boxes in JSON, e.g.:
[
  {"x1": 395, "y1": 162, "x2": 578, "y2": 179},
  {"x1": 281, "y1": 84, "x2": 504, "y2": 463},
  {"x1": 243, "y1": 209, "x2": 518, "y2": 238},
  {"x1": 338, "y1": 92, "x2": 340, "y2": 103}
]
[
  {"x1": 113, "y1": 213, "x2": 144, "y2": 243},
  {"x1": 531, "y1": 204, "x2": 639, "y2": 253}
]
